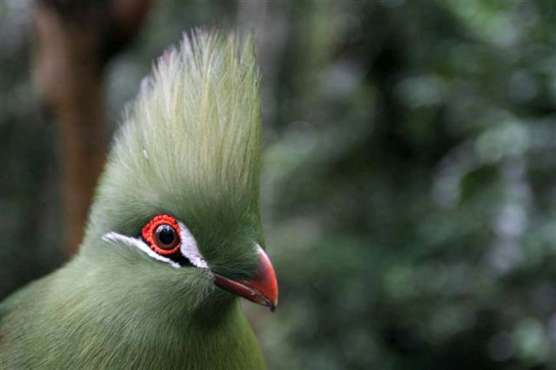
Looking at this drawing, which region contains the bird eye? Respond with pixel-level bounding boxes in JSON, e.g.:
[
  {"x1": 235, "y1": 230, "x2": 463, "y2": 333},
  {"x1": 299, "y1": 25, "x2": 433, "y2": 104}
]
[
  {"x1": 154, "y1": 224, "x2": 178, "y2": 249},
  {"x1": 141, "y1": 214, "x2": 181, "y2": 256}
]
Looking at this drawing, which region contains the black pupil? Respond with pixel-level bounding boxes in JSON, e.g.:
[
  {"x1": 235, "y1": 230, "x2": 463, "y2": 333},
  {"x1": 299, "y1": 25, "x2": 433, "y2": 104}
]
[{"x1": 156, "y1": 225, "x2": 176, "y2": 247}]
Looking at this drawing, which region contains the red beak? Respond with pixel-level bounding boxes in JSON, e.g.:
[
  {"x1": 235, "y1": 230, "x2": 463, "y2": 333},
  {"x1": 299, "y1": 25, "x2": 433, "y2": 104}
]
[{"x1": 213, "y1": 245, "x2": 278, "y2": 311}]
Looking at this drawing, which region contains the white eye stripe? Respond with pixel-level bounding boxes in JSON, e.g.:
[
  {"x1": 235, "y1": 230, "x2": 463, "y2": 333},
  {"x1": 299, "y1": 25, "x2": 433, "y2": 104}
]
[
  {"x1": 102, "y1": 222, "x2": 208, "y2": 270},
  {"x1": 178, "y1": 222, "x2": 208, "y2": 269},
  {"x1": 102, "y1": 232, "x2": 181, "y2": 269}
]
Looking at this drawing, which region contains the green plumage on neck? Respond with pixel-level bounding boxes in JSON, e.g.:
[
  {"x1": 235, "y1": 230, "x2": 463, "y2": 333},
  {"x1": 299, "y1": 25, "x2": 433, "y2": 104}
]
[{"x1": 0, "y1": 31, "x2": 267, "y2": 369}]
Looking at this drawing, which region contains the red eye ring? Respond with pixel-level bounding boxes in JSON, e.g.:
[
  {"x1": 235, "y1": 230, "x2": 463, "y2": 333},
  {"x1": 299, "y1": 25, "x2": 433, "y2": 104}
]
[{"x1": 141, "y1": 214, "x2": 181, "y2": 256}]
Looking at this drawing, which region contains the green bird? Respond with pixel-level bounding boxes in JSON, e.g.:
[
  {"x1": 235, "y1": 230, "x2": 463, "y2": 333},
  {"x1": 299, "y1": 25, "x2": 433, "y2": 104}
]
[{"x1": 0, "y1": 31, "x2": 278, "y2": 370}]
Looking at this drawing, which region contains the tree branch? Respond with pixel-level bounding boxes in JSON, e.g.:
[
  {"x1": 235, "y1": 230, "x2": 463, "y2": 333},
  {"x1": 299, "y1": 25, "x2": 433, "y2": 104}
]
[{"x1": 32, "y1": 0, "x2": 154, "y2": 255}]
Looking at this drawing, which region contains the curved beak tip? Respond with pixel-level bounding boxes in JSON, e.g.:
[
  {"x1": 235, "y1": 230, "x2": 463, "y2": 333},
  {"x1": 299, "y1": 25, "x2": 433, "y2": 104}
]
[{"x1": 214, "y1": 245, "x2": 279, "y2": 312}]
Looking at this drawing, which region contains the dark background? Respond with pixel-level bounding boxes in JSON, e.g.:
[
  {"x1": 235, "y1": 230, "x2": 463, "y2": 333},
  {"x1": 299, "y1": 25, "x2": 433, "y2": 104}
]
[{"x1": 2, "y1": 1, "x2": 556, "y2": 369}]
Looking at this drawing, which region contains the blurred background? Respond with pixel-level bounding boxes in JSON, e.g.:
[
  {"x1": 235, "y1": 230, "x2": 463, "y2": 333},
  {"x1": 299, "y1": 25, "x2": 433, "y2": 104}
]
[{"x1": 2, "y1": 1, "x2": 556, "y2": 369}]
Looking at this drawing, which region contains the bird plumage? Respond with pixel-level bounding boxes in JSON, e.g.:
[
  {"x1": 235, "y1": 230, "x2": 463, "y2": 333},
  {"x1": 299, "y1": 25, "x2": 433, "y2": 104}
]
[
  {"x1": 88, "y1": 31, "x2": 263, "y2": 279},
  {"x1": 0, "y1": 31, "x2": 272, "y2": 370}
]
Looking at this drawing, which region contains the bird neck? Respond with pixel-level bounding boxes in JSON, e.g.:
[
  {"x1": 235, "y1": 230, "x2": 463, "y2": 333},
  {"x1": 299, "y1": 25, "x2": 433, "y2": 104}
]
[{"x1": 37, "y1": 254, "x2": 267, "y2": 369}]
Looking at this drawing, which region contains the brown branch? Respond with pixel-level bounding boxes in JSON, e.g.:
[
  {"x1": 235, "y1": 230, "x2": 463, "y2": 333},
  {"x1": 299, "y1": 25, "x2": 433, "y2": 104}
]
[{"x1": 32, "y1": 0, "x2": 153, "y2": 256}]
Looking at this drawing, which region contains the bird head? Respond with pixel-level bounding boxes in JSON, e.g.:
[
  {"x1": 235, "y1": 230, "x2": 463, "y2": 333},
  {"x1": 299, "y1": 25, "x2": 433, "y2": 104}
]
[{"x1": 81, "y1": 31, "x2": 278, "y2": 312}]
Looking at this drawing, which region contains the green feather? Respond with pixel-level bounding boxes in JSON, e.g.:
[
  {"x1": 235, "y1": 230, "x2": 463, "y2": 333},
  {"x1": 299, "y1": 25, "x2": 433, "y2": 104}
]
[
  {"x1": 87, "y1": 30, "x2": 262, "y2": 279},
  {"x1": 0, "y1": 31, "x2": 267, "y2": 369}
]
